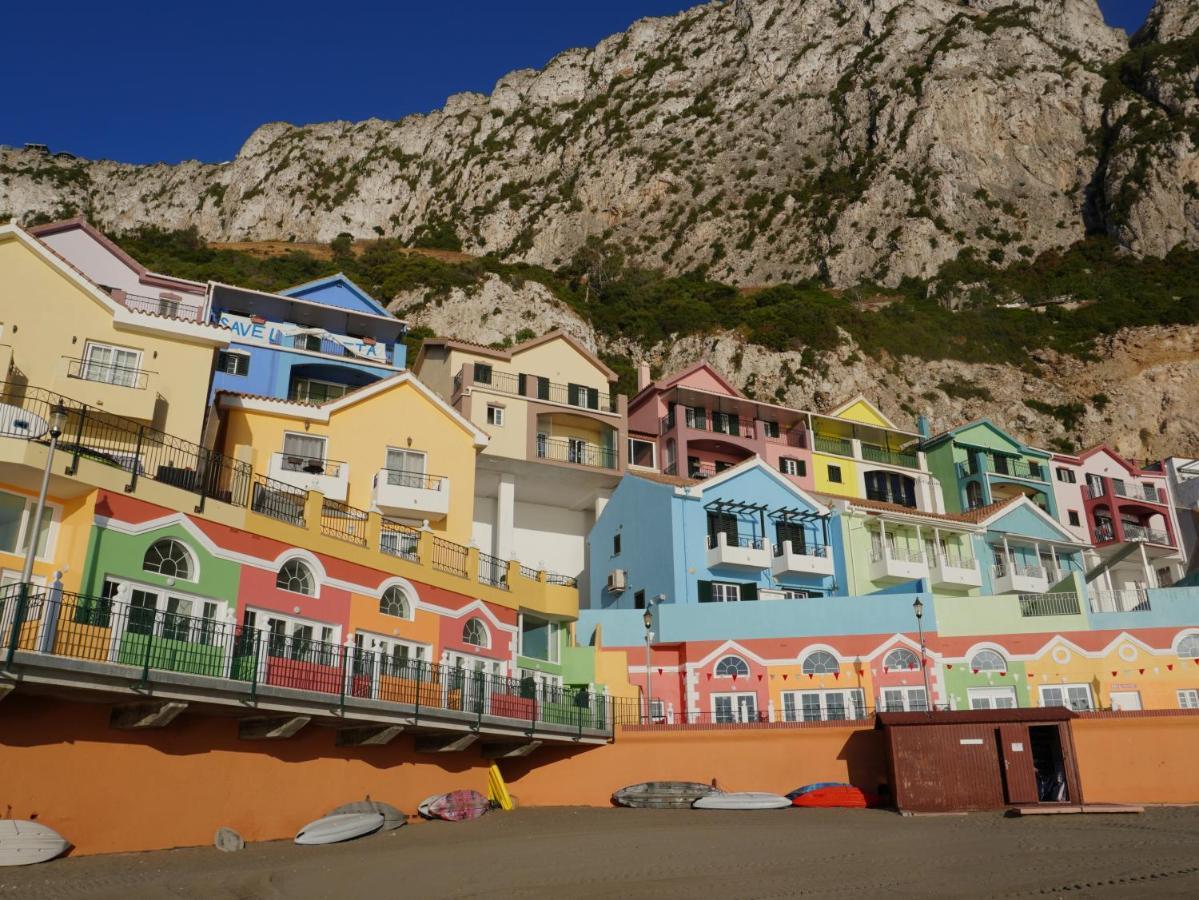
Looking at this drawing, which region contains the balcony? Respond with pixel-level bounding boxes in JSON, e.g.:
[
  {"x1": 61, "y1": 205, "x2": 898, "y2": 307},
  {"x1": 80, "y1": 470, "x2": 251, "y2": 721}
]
[
  {"x1": 57, "y1": 356, "x2": 159, "y2": 422},
  {"x1": 706, "y1": 532, "x2": 771, "y2": 569},
  {"x1": 459, "y1": 366, "x2": 620, "y2": 414},
  {"x1": 771, "y1": 541, "x2": 834, "y2": 577},
  {"x1": 1084, "y1": 480, "x2": 1165, "y2": 505},
  {"x1": 991, "y1": 562, "x2": 1052, "y2": 595},
  {"x1": 928, "y1": 552, "x2": 982, "y2": 589},
  {"x1": 860, "y1": 443, "x2": 919, "y2": 470},
  {"x1": 1017, "y1": 591, "x2": 1082, "y2": 618},
  {"x1": 1089, "y1": 589, "x2": 1151, "y2": 614},
  {"x1": 1094, "y1": 522, "x2": 1174, "y2": 549},
  {"x1": 267, "y1": 452, "x2": 349, "y2": 502},
  {"x1": 372, "y1": 469, "x2": 450, "y2": 520},
  {"x1": 956, "y1": 455, "x2": 1047, "y2": 483},
  {"x1": 814, "y1": 434, "x2": 853, "y2": 456},
  {"x1": 535, "y1": 436, "x2": 617, "y2": 470},
  {"x1": 868, "y1": 546, "x2": 930, "y2": 584},
  {"x1": 120, "y1": 291, "x2": 206, "y2": 323},
  {"x1": 661, "y1": 410, "x2": 757, "y2": 440}
]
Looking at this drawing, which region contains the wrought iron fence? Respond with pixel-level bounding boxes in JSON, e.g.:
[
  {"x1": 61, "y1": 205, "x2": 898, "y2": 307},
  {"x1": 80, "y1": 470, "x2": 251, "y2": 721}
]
[
  {"x1": 478, "y1": 552, "x2": 509, "y2": 589},
  {"x1": 535, "y1": 436, "x2": 617, "y2": 470},
  {"x1": 277, "y1": 453, "x2": 344, "y2": 477},
  {"x1": 122, "y1": 292, "x2": 206, "y2": 322},
  {"x1": 1, "y1": 583, "x2": 614, "y2": 735},
  {"x1": 320, "y1": 498, "x2": 368, "y2": 546},
  {"x1": 378, "y1": 468, "x2": 446, "y2": 491},
  {"x1": 0, "y1": 381, "x2": 252, "y2": 508},
  {"x1": 64, "y1": 356, "x2": 152, "y2": 390},
  {"x1": 379, "y1": 519, "x2": 421, "y2": 562},
  {"x1": 707, "y1": 533, "x2": 767, "y2": 551},
  {"x1": 860, "y1": 443, "x2": 920, "y2": 469},
  {"x1": 432, "y1": 536, "x2": 469, "y2": 578},
  {"x1": 250, "y1": 473, "x2": 307, "y2": 526},
  {"x1": 813, "y1": 434, "x2": 852, "y2": 456},
  {"x1": 1018, "y1": 591, "x2": 1082, "y2": 617},
  {"x1": 545, "y1": 573, "x2": 578, "y2": 588}
]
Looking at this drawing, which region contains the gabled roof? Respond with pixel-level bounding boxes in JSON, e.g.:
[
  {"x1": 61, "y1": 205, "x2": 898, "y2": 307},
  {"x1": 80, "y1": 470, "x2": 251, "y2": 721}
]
[
  {"x1": 1073, "y1": 443, "x2": 1161, "y2": 477},
  {"x1": 281, "y1": 272, "x2": 391, "y2": 317},
  {"x1": 655, "y1": 360, "x2": 744, "y2": 398},
  {"x1": 0, "y1": 224, "x2": 228, "y2": 346},
  {"x1": 920, "y1": 417, "x2": 1049, "y2": 458},
  {"x1": 216, "y1": 371, "x2": 490, "y2": 448},
  {"x1": 691, "y1": 456, "x2": 831, "y2": 515},
  {"x1": 416, "y1": 328, "x2": 617, "y2": 381},
  {"x1": 974, "y1": 495, "x2": 1088, "y2": 545},
  {"x1": 26, "y1": 217, "x2": 206, "y2": 295},
  {"x1": 822, "y1": 493, "x2": 999, "y2": 530},
  {"x1": 822, "y1": 394, "x2": 896, "y2": 429}
]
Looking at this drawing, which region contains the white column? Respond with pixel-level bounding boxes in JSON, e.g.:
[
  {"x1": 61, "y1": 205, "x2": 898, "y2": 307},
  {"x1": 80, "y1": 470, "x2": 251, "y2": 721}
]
[
  {"x1": 1049, "y1": 545, "x2": 1059, "y2": 583},
  {"x1": 914, "y1": 524, "x2": 923, "y2": 562},
  {"x1": 879, "y1": 519, "x2": 889, "y2": 559},
  {"x1": 1139, "y1": 542, "x2": 1153, "y2": 587},
  {"x1": 495, "y1": 473, "x2": 516, "y2": 561}
]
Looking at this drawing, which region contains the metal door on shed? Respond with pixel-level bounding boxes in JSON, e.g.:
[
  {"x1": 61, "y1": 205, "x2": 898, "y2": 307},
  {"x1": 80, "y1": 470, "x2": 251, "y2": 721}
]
[
  {"x1": 998, "y1": 723, "x2": 1037, "y2": 805},
  {"x1": 890, "y1": 723, "x2": 1007, "y2": 812}
]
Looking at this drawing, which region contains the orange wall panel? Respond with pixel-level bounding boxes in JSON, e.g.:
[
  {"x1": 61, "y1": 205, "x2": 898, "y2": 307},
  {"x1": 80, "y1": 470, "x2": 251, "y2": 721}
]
[{"x1": 1072, "y1": 712, "x2": 1199, "y2": 804}]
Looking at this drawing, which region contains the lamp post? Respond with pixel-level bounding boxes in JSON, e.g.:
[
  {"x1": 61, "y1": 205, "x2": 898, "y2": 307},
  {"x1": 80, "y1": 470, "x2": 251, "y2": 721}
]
[
  {"x1": 7, "y1": 401, "x2": 66, "y2": 668},
  {"x1": 913, "y1": 597, "x2": 932, "y2": 710},
  {"x1": 642, "y1": 604, "x2": 653, "y2": 724}
]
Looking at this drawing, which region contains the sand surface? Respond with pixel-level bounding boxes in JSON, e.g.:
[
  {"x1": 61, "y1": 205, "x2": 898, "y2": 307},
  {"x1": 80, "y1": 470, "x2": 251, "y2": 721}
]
[{"x1": 4, "y1": 806, "x2": 1199, "y2": 898}]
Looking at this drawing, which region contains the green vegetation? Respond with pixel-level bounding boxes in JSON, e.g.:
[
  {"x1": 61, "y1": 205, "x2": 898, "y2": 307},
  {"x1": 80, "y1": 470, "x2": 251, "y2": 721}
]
[
  {"x1": 115, "y1": 228, "x2": 1199, "y2": 374},
  {"x1": 937, "y1": 381, "x2": 993, "y2": 402}
]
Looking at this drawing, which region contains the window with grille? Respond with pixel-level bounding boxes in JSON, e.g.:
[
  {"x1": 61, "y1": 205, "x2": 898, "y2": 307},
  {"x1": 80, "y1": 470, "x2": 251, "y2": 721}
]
[
  {"x1": 276, "y1": 559, "x2": 315, "y2": 596},
  {"x1": 1178, "y1": 689, "x2": 1199, "y2": 710},
  {"x1": 462, "y1": 617, "x2": 489, "y2": 648},
  {"x1": 969, "y1": 649, "x2": 1006, "y2": 672},
  {"x1": 379, "y1": 585, "x2": 410, "y2": 619},
  {"x1": 1040, "y1": 684, "x2": 1094, "y2": 712},
  {"x1": 801, "y1": 650, "x2": 839, "y2": 675},
  {"x1": 883, "y1": 648, "x2": 921, "y2": 671},
  {"x1": 216, "y1": 350, "x2": 250, "y2": 376},
  {"x1": 714, "y1": 656, "x2": 750, "y2": 678},
  {"x1": 142, "y1": 539, "x2": 193, "y2": 580}
]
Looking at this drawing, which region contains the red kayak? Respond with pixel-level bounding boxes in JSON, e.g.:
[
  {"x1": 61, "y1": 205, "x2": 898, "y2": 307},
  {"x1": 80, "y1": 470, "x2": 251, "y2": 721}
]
[{"x1": 791, "y1": 785, "x2": 879, "y2": 808}]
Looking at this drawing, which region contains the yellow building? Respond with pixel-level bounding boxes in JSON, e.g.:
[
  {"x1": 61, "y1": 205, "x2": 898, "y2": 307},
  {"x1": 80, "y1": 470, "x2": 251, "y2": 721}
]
[
  {"x1": 414, "y1": 330, "x2": 628, "y2": 585},
  {"x1": 809, "y1": 395, "x2": 944, "y2": 512},
  {"x1": 0, "y1": 224, "x2": 228, "y2": 446},
  {"x1": 217, "y1": 371, "x2": 489, "y2": 544}
]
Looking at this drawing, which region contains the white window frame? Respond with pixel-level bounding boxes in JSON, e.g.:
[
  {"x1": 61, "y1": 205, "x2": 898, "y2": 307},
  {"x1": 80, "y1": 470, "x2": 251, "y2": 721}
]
[
  {"x1": 282, "y1": 431, "x2": 328, "y2": 465},
  {"x1": 291, "y1": 377, "x2": 348, "y2": 404},
  {"x1": 356, "y1": 630, "x2": 430, "y2": 674},
  {"x1": 518, "y1": 613, "x2": 559, "y2": 664},
  {"x1": 967, "y1": 687, "x2": 1018, "y2": 709},
  {"x1": 1177, "y1": 689, "x2": 1199, "y2": 710},
  {"x1": 762, "y1": 420, "x2": 780, "y2": 440},
  {"x1": 106, "y1": 577, "x2": 226, "y2": 642},
  {"x1": 879, "y1": 686, "x2": 928, "y2": 712},
  {"x1": 712, "y1": 692, "x2": 758, "y2": 723},
  {"x1": 781, "y1": 689, "x2": 866, "y2": 722},
  {"x1": 779, "y1": 457, "x2": 804, "y2": 477},
  {"x1": 446, "y1": 649, "x2": 505, "y2": 679},
  {"x1": 82, "y1": 340, "x2": 142, "y2": 387},
  {"x1": 711, "y1": 582, "x2": 741, "y2": 603},
  {"x1": 1039, "y1": 683, "x2": 1094, "y2": 712},
  {"x1": 520, "y1": 667, "x2": 565, "y2": 694},
  {"x1": 486, "y1": 404, "x2": 505, "y2": 427},
  {"x1": 0, "y1": 490, "x2": 60, "y2": 562},
  {"x1": 245, "y1": 606, "x2": 340, "y2": 663},
  {"x1": 216, "y1": 350, "x2": 251, "y2": 376},
  {"x1": 627, "y1": 437, "x2": 657, "y2": 470}
]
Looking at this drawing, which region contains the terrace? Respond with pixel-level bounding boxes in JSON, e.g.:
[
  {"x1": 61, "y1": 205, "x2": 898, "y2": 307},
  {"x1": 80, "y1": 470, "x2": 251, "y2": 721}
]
[{"x1": 453, "y1": 364, "x2": 622, "y2": 416}]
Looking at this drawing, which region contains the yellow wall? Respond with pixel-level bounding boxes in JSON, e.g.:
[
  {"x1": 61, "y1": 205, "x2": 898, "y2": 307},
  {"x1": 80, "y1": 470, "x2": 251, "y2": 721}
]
[
  {"x1": 0, "y1": 482, "x2": 96, "y2": 595},
  {"x1": 221, "y1": 379, "x2": 479, "y2": 543},
  {"x1": 0, "y1": 233, "x2": 219, "y2": 445},
  {"x1": 812, "y1": 451, "x2": 859, "y2": 498},
  {"x1": 831, "y1": 399, "x2": 894, "y2": 430}
]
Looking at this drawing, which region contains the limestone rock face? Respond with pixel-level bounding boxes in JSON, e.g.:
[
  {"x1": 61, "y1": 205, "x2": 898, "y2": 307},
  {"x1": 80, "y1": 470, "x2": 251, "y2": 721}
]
[{"x1": 4, "y1": 0, "x2": 1195, "y2": 288}]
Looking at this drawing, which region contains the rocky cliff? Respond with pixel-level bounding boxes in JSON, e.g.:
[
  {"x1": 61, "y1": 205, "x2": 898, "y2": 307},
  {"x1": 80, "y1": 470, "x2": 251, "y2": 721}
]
[{"x1": 2, "y1": 0, "x2": 1196, "y2": 289}]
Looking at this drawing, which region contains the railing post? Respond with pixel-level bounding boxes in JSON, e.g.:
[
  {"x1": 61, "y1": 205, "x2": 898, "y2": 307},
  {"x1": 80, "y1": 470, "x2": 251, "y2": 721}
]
[
  {"x1": 338, "y1": 641, "x2": 348, "y2": 713},
  {"x1": 193, "y1": 448, "x2": 210, "y2": 514},
  {"x1": 4, "y1": 583, "x2": 30, "y2": 669},
  {"x1": 65, "y1": 405, "x2": 86, "y2": 475},
  {"x1": 138, "y1": 610, "x2": 157, "y2": 687},
  {"x1": 413, "y1": 660, "x2": 423, "y2": 727},
  {"x1": 250, "y1": 629, "x2": 261, "y2": 702},
  {"x1": 476, "y1": 670, "x2": 484, "y2": 731},
  {"x1": 529, "y1": 679, "x2": 538, "y2": 738},
  {"x1": 124, "y1": 425, "x2": 145, "y2": 493}
]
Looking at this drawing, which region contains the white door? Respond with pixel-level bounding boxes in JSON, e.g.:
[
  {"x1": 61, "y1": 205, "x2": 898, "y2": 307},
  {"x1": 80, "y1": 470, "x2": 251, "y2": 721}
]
[
  {"x1": 1110, "y1": 691, "x2": 1142, "y2": 711},
  {"x1": 713, "y1": 693, "x2": 756, "y2": 723}
]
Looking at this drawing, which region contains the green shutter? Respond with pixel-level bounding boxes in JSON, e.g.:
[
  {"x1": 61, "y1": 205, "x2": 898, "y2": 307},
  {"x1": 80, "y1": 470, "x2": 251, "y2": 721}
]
[
  {"x1": 537, "y1": 377, "x2": 550, "y2": 400},
  {"x1": 697, "y1": 580, "x2": 713, "y2": 603}
]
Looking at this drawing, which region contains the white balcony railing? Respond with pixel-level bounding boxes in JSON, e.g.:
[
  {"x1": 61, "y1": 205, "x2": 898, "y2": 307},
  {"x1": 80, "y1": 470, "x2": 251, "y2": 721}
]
[
  {"x1": 706, "y1": 532, "x2": 771, "y2": 569},
  {"x1": 868, "y1": 545, "x2": 929, "y2": 583},
  {"x1": 267, "y1": 451, "x2": 349, "y2": 502},
  {"x1": 929, "y1": 552, "x2": 982, "y2": 588},
  {"x1": 1089, "y1": 589, "x2": 1152, "y2": 614}
]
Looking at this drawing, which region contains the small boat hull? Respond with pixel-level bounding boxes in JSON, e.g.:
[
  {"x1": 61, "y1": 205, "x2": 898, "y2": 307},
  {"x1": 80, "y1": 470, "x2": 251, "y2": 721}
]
[
  {"x1": 295, "y1": 812, "x2": 384, "y2": 845},
  {"x1": 420, "y1": 790, "x2": 489, "y2": 822},
  {"x1": 613, "y1": 781, "x2": 720, "y2": 809},
  {"x1": 791, "y1": 786, "x2": 880, "y2": 808},
  {"x1": 693, "y1": 792, "x2": 791, "y2": 810},
  {"x1": 327, "y1": 800, "x2": 406, "y2": 831},
  {"x1": 0, "y1": 820, "x2": 69, "y2": 866}
]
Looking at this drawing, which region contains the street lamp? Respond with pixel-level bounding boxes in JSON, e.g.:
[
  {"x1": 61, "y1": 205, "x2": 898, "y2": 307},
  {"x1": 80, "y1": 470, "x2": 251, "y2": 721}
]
[
  {"x1": 913, "y1": 597, "x2": 932, "y2": 710},
  {"x1": 642, "y1": 604, "x2": 654, "y2": 724},
  {"x1": 7, "y1": 401, "x2": 66, "y2": 668}
]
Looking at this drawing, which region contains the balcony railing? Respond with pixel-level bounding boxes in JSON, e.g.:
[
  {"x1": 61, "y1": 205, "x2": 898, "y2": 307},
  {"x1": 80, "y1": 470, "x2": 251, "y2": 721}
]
[
  {"x1": 380, "y1": 468, "x2": 446, "y2": 491},
  {"x1": 660, "y1": 411, "x2": 755, "y2": 439},
  {"x1": 707, "y1": 533, "x2": 767, "y2": 550},
  {"x1": 545, "y1": 573, "x2": 578, "y2": 588},
  {"x1": 279, "y1": 454, "x2": 344, "y2": 477},
  {"x1": 813, "y1": 434, "x2": 852, "y2": 456},
  {"x1": 932, "y1": 551, "x2": 976, "y2": 569},
  {"x1": 250, "y1": 474, "x2": 307, "y2": 527},
  {"x1": 0, "y1": 584, "x2": 613, "y2": 736},
  {"x1": 469, "y1": 367, "x2": 618, "y2": 413},
  {"x1": 1089, "y1": 589, "x2": 1151, "y2": 614},
  {"x1": 320, "y1": 498, "x2": 368, "y2": 546},
  {"x1": 64, "y1": 357, "x2": 151, "y2": 390},
  {"x1": 992, "y1": 562, "x2": 1046, "y2": 580},
  {"x1": 274, "y1": 333, "x2": 355, "y2": 359},
  {"x1": 772, "y1": 543, "x2": 828, "y2": 559},
  {"x1": 122, "y1": 292, "x2": 206, "y2": 322},
  {"x1": 380, "y1": 519, "x2": 421, "y2": 562},
  {"x1": 1123, "y1": 522, "x2": 1171, "y2": 545},
  {"x1": 1017, "y1": 592, "x2": 1082, "y2": 617},
  {"x1": 536, "y1": 437, "x2": 617, "y2": 470},
  {"x1": 860, "y1": 444, "x2": 919, "y2": 469},
  {"x1": 1115, "y1": 482, "x2": 1162, "y2": 503},
  {"x1": 871, "y1": 546, "x2": 925, "y2": 564},
  {"x1": 478, "y1": 552, "x2": 509, "y2": 590},
  {"x1": 431, "y1": 536, "x2": 469, "y2": 578},
  {"x1": 957, "y1": 456, "x2": 1046, "y2": 482},
  {"x1": 0, "y1": 381, "x2": 251, "y2": 508}
]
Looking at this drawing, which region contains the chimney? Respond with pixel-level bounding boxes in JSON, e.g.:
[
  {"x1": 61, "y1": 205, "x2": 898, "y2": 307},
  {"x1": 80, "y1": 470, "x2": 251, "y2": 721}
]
[
  {"x1": 636, "y1": 362, "x2": 652, "y2": 391},
  {"x1": 917, "y1": 415, "x2": 931, "y2": 439}
]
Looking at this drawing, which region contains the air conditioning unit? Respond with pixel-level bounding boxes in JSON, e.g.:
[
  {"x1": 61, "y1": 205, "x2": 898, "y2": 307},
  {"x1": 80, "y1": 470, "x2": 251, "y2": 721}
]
[{"x1": 606, "y1": 569, "x2": 627, "y2": 593}]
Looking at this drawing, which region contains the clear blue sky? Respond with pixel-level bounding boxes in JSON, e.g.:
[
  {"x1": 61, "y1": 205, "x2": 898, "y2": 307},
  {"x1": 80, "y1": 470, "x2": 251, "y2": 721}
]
[{"x1": 2, "y1": 0, "x2": 1153, "y2": 165}]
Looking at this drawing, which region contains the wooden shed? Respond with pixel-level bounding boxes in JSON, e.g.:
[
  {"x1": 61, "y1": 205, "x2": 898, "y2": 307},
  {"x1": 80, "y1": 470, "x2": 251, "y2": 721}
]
[{"x1": 876, "y1": 709, "x2": 1083, "y2": 813}]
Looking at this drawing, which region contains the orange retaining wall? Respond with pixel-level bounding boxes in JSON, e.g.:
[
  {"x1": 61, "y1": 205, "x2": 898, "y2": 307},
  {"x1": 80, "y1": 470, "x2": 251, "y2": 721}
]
[
  {"x1": 504, "y1": 724, "x2": 888, "y2": 806},
  {"x1": 1072, "y1": 711, "x2": 1199, "y2": 804}
]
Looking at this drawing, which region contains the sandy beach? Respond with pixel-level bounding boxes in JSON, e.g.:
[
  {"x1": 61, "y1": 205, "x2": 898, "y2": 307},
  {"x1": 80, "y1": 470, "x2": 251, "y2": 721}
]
[{"x1": 4, "y1": 806, "x2": 1199, "y2": 899}]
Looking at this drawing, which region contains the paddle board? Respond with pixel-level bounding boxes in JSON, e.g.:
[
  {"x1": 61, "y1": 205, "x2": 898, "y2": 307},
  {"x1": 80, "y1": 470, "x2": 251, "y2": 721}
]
[
  {"x1": 327, "y1": 800, "x2": 406, "y2": 831},
  {"x1": 613, "y1": 781, "x2": 721, "y2": 809},
  {"x1": 0, "y1": 820, "x2": 69, "y2": 866},
  {"x1": 294, "y1": 812, "x2": 384, "y2": 845},
  {"x1": 786, "y1": 782, "x2": 848, "y2": 800},
  {"x1": 421, "y1": 790, "x2": 490, "y2": 822},
  {"x1": 692, "y1": 792, "x2": 791, "y2": 810}
]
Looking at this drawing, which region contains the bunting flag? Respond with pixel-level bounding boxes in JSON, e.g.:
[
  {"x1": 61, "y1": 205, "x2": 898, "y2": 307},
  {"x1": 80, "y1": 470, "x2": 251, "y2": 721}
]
[
  {"x1": 999, "y1": 671, "x2": 1007, "y2": 677},
  {"x1": 946, "y1": 664, "x2": 953, "y2": 670},
  {"x1": 883, "y1": 666, "x2": 889, "y2": 674},
  {"x1": 657, "y1": 668, "x2": 663, "y2": 676},
  {"x1": 972, "y1": 669, "x2": 979, "y2": 674},
  {"x1": 706, "y1": 673, "x2": 712, "y2": 680},
  {"x1": 856, "y1": 669, "x2": 864, "y2": 677},
  {"x1": 808, "y1": 673, "x2": 814, "y2": 680},
  {"x1": 1112, "y1": 671, "x2": 1118, "y2": 677},
  {"x1": 1139, "y1": 668, "x2": 1145, "y2": 675},
  {"x1": 1027, "y1": 672, "x2": 1034, "y2": 679},
  {"x1": 1168, "y1": 664, "x2": 1175, "y2": 671},
  {"x1": 757, "y1": 674, "x2": 763, "y2": 681},
  {"x1": 833, "y1": 672, "x2": 840, "y2": 680},
  {"x1": 782, "y1": 673, "x2": 789, "y2": 681}
]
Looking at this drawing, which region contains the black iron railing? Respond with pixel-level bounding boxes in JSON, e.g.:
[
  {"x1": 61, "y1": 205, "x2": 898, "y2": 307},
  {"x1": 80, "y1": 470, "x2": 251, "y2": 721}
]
[
  {"x1": 478, "y1": 552, "x2": 509, "y2": 590},
  {"x1": 64, "y1": 357, "x2": 152, "y2": 390},
  {"x1": 277, "y1": 454, "x2": 344, "y2": 477},
  {"x1": 535, "y1": 436, "x2": 617, "y2": 470},
  {"x1": 432, "y1": 536, "x2": 469, "y2": 578},
  {"x1": 320, "y1": 498, "x2": 368, "y2": 546},
  {"x1": 0, "y1": 583, "x2": 613, "y2": 735},
  {"x1": 380, "y1": 519, "x2": 421, "y2": 562},
  {"x1": 545, "y1": 573, "x2": 579, "y2": 588},
  {"x1": 378, "y1": 468, "x2": 446, "y2": 491},
  {"x1": 250, "y1": 473, "x2": 307, "y2": 526}
]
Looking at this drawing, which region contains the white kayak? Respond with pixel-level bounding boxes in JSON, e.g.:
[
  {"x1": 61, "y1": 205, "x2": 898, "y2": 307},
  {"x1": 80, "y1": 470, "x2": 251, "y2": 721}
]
[
  {"x1": 295, "y1": 812, "x2": 384, "y2": 845},
  {"x1": 0, "y1": 819, "x2": 70, "y2": 866},
  {"x1": 692, "y1": 792, "x2": 792, "y2": 810}
]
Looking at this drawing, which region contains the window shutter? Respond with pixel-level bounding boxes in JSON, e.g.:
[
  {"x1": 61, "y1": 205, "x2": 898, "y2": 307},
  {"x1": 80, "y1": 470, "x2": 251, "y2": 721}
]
[
  {"x1": 697, "y1": 580, "x2": 713, "y2": 603},
  {"x1": 537, "y1": 376, "x2": 550, "y2": 400},
  {"x1": 728, "y1": 413, "x2": 739, "y2": 435},
  {"x1": 568, "y1": 383, "x2": 581, "y2": 406},
  {"x1": 587, "y1": 387, "x2": 599, "y2": 410},
  {"x1": 518, "y1": 373, "x2": 527, "y2": 395}
]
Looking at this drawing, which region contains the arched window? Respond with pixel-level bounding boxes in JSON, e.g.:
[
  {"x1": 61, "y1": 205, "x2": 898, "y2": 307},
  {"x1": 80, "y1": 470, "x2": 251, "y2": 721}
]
[
  {"x1": 462, "y1": 618, "x2": 489, "y2": 648},
  {"x1": 970, "y1": 649, "x2": 1006, "y2": 672},
  {"x1": 379, "y1": 585, "x2": 410, "y2": 619},
  {"x1": 714, "y1": 656, "x2": 750, "y2": 678},
  {"x1": 1178, "y1": 634, "x2": 1199, "y2": 659},
  {"x1": 884, "y1": 648, "x2": 921, "y2": 671},
  {"x1": 276, "y1": 559, "x2": 315, "y2": 596},
  {"x1": 143, "y1": 539, "x2": 192, "y2": 579},
  {"x1": 802, "y1": 650, "x2": 839, "y2": 675}
]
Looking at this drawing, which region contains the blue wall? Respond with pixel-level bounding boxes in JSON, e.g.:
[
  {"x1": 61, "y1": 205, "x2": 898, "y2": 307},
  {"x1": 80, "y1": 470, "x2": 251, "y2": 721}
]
[
  {"x1": 1088, "y1": 585, "x2": 1199, "y2": 631},
  {"x1": 587, "y1": 475, "x2": 681, "y2": 610},
  {"x1": 211, "y1": 344, "x2": 399, "y2": 402},
  {"x1": 282, "y1": 274, "x2": 391, "y2": 316}
]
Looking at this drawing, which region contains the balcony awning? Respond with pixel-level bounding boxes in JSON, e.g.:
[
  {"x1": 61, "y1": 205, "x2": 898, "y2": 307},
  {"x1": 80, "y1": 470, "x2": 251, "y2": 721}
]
[
  {"x1": 704, "y1": 498, "x2": 769, "y2": 515},
  {"x1": 769, "y1": 506, "x2": 826, "y2": 522}
]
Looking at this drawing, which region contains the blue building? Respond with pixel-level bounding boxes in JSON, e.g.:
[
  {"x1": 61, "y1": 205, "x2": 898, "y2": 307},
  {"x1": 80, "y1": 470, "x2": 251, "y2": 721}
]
[
  {"x1": 970, "y1": 496, "x2": 1090, "y2": 597},
  {"x1": 209, "y1": 274, "x2": 407, "y2": 402},
  {"x1": 587, "y1": 457, "x2": 840, "y2": 611}
]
